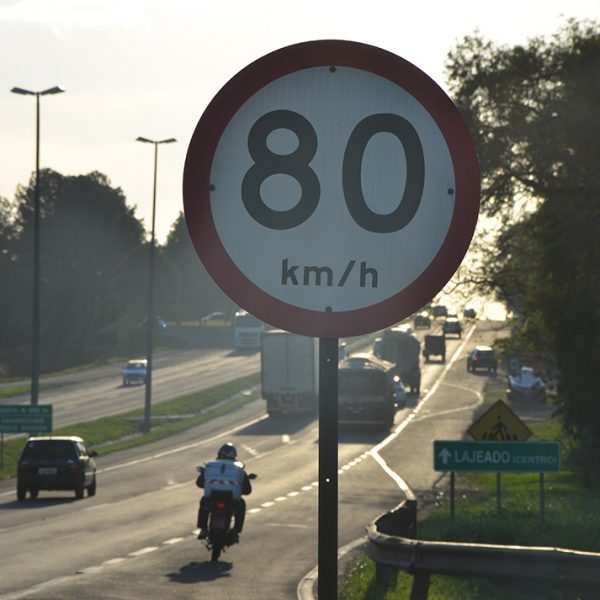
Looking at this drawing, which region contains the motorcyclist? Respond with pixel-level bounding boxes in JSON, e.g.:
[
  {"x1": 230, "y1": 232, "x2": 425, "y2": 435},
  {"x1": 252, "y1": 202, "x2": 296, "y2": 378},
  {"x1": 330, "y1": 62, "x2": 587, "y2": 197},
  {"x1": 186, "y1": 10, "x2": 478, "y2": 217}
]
[{"x1": 196, "y1": 442, "x2": 252, "y2": 541}]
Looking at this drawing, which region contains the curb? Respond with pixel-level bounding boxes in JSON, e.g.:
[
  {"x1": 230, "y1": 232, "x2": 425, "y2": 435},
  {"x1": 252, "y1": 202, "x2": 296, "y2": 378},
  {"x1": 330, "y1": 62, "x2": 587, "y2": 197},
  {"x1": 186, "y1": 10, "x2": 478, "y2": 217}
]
[
  {"x1": 297, "y1": 536, "x2": 369, "y2": 600},
  {"x1": 296, "y1": 324, "x2": 479, "y2": 599}
]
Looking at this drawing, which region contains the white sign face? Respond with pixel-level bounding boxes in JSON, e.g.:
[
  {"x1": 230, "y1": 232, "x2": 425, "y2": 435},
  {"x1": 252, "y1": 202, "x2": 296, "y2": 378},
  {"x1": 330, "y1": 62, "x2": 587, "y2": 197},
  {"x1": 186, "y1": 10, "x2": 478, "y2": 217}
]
[{"x1": 184, "y1": 41, "x2": 479, "y2": 337}]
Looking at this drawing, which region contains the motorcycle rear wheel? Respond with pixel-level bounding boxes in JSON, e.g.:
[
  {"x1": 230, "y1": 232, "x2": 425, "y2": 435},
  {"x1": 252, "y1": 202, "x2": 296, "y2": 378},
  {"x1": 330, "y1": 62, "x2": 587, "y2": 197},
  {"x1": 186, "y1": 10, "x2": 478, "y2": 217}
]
[{"x1": 211, "y1": 544, "x2": 222, "y2": 562}]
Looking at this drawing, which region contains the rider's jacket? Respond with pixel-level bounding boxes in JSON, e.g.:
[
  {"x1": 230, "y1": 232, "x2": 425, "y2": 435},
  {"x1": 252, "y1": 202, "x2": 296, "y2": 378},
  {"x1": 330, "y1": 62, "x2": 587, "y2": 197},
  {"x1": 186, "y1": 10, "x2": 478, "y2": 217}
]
[{"x1": 198, "y1": 459, "x2": 249, "y2": 500}]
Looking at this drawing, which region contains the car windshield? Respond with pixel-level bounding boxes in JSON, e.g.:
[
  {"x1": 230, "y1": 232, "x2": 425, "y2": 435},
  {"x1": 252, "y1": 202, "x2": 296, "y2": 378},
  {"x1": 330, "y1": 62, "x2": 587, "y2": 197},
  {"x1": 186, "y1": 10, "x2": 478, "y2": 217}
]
[{"x1": 22, "y1": 440, "x2": 77, "y2": 460}]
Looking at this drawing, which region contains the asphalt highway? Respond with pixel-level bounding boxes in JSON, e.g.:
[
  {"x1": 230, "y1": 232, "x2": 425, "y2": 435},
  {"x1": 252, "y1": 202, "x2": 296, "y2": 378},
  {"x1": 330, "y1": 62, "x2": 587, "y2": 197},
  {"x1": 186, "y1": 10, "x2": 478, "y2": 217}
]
[
  {"x1": 0, "y1": 320, "x2": 507, "y2": 599},
  {"x1": 0, "y1": 348, "x2": 261, "y2": 430}
]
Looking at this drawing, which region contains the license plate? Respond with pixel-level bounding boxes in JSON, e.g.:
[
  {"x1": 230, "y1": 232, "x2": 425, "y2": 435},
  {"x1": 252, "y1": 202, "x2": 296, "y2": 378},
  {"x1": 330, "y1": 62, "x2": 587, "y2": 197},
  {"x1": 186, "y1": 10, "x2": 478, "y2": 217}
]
[
  {"x1": 211, "y1": 516, "x2": 226, "y2": 530},
  {"x1": 39, "y1": 467, "x2": 57, "y2": 475}
]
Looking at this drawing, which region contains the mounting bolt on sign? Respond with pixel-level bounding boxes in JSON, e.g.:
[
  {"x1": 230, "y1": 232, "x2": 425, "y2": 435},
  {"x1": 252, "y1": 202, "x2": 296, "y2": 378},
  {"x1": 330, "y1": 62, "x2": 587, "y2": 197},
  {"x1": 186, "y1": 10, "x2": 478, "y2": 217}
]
[{"x1": 183, "y1": 40, "x2": 480, "y2": 338}]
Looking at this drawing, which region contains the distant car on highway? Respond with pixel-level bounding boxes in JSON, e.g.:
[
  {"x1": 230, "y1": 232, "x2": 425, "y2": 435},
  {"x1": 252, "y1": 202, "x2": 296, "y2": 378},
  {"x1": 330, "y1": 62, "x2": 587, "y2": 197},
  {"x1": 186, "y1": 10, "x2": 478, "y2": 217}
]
[
  {"x1": 432, "y1": 305, "x2": 448, "y2": 318},
  {"x1": 413, "y1": 312, "x2": 431, "y2": 329},
  {"x1": 372, "y1": 337, "x2": 383, "y2": 357},
  {"x1": 442, "y1": 317, "x2": 462, "y2": 338},
  {"x1": 508, "y1": 366, "x2": 546, "y2": 401},
  {"x1": 423, "y1": 334, "x2": 446, "y2": 363},
  {"x1": 17, "y1": 436, "x2": 98, "y2": 501},
  {"x1": 141, "y1": 316, "x2": 167, "y2": 329},
  {"x1": 201, "y1": 311, "x2": 227, "y2": 325},
  {"x1": 467, "y1": 346, "x2": 498, "y2": 374},
  {"x1": 122, "y1": 359, "x2": 147, "y2": 386}
]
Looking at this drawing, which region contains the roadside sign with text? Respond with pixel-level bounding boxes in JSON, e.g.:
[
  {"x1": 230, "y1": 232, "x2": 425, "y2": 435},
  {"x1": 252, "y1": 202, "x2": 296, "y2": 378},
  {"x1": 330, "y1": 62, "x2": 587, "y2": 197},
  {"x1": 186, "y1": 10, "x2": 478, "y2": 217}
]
[
  {"x1": 434, "y1": 440, "x2": 560, "y2": 473},
  {"x1": 0, "y1": 405, "x2": 52, "y2": 434},
  {"x1": 183, "y1": 40, "x2": 480, "y2": 337},
  {"x1": 467, "y1": 399, "x2": 533, "y2": 441}
]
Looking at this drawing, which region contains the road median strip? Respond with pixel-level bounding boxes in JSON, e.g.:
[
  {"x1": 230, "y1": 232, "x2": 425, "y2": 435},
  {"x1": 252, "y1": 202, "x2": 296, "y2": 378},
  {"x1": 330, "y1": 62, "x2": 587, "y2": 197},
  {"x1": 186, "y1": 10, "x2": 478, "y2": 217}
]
[{"x1": 0, "y1": 373, "x2": 259, "y2": 481}]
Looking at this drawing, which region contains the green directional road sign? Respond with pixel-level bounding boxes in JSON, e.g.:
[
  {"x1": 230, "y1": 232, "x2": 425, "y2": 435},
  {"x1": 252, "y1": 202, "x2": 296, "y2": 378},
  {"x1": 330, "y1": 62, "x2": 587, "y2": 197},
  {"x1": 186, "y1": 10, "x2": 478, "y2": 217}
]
[
  {"x1": 0, "y1": 405, "x2": 52, "y2": 434},
  {"x1": 434, "y1": 440, "x2": 560, "y2": 473}
]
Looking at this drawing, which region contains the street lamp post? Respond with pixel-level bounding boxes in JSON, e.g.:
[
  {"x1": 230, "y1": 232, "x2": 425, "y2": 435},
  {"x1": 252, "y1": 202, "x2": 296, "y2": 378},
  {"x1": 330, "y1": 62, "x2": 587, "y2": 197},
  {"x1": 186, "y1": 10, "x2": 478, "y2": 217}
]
[
  {"x1": 136, "y1": 136, "x2": 176, "y2": 434},
  {"x1": 11, "y1": 85, "x2": 65, "y2": 405}
]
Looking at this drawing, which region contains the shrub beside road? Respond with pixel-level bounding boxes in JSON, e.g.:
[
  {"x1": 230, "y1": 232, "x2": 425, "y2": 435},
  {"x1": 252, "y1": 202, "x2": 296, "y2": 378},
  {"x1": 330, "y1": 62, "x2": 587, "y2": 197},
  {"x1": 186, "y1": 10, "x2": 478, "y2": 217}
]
[{"x1": 340, "y1": 418, "x2": 600, "y2": 599}]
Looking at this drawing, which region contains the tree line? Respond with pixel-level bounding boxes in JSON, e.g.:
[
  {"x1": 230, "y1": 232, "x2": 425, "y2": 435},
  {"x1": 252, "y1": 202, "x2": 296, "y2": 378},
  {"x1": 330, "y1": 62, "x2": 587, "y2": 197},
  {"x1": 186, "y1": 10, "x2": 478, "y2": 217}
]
[
  {"x1": 0, "y1": 169, "x2": 234, "y2": 377},
  {"x1": 446, "y1": 19, "x2": 600, "y2": 481},
  {"x1": 2, "y1": 19, "x2": 598, "y2": 478}
]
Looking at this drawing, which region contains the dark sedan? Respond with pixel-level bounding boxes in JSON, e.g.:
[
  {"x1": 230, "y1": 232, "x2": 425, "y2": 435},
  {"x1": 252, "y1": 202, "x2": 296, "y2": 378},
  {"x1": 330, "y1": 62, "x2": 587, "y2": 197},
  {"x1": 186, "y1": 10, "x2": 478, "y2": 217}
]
[
  {"x1": 467, "y1": 346, "x2": 498, "y2": 374},
  {"x1": 17, "y1": 436, "x2": 98, "y2": 501}
]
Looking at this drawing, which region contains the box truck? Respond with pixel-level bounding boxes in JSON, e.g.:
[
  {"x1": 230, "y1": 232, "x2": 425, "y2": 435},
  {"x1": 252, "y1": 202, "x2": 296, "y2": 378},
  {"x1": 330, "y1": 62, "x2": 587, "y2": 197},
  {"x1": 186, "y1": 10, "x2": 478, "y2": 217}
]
[{"x1": 261, "y1": 330, "x2": 318, "y2": 416}]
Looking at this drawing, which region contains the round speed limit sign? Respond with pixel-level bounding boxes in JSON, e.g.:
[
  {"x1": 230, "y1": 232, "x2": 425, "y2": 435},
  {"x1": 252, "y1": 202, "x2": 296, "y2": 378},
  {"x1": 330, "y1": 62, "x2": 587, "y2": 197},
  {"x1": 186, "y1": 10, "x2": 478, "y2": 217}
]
[{"x1": 183, "y1": 40, "x2": 479, "y2": 338}]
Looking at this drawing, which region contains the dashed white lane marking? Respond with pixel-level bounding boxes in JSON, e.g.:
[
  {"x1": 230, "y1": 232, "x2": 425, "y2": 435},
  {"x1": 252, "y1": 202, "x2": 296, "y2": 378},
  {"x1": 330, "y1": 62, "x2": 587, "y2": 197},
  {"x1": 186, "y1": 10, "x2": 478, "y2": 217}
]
[
  {"x1": 103, "y1": 557, "x2": 126, "y2": 565},
  {"x1": 97, "y1": 413, "x2": 269, "y2": 475},
  {"x1": 128, "y1": 546, "x2": 158, "y2": 557},
  {"x1": 76, "y1": 566, "x2": 102, "y2": 575},
  {"x1": 241, "y1": 444, "x2": 259, "y2": 457},
  {"x1": 2, "y1": 377, "x2": 398, "y2": 598},
  {"x1": 298, "y1": 324, "x2": 482, "y2": 600},
  {"x1": 83, "y1": 503, "x2": 111, "y2": 512},
  {"x1": 242, "y1": 452, "x2": 370, "y2": 521},
  {"x1": 2, "y1": 442, "x2": 374, "y2": 599}
]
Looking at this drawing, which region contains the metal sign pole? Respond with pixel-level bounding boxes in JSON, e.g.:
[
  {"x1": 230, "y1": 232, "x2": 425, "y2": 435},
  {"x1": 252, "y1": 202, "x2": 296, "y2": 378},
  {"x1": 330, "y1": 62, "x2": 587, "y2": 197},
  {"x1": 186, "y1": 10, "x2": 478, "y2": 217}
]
[
  {"x1": 496, "y1": 473, "x2": 501, "y2": 515},
  {"x1": 540, "y1": 473, "x2": 545, "y2": 523},
  {"x1": 318, "y1": 337, "x2": 339, "y2": 599}
]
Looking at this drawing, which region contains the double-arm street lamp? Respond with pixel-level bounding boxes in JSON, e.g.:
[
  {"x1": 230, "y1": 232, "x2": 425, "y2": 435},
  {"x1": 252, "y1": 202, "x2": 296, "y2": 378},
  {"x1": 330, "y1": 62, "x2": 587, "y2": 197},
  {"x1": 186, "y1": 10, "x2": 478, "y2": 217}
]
[
  {"x1": 136, "y1": 136, "x2": 177, "y2": 434},
  {"x1": 11, "y1": 85, "x2": 65, "y2": 405}
]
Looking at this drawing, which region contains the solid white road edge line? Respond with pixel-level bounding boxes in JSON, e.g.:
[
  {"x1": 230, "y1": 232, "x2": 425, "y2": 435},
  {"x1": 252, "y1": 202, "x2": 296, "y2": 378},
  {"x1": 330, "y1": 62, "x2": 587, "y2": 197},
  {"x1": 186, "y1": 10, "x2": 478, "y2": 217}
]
[{"x1": 297, "y1": 325, "x2": 479, "y2": 600}]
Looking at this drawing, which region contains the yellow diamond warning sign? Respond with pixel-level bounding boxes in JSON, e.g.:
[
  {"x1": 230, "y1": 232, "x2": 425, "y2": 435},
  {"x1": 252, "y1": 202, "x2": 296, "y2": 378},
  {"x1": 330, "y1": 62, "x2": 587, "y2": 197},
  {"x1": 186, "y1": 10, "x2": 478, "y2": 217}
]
[{"x1": 467, "y1": 400, "x2": 532, "y2": 441}]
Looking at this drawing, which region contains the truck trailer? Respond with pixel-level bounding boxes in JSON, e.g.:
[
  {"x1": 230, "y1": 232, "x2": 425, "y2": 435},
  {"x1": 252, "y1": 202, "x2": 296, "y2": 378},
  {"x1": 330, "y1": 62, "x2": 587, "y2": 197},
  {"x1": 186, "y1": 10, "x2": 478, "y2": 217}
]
[
  {"x1": 261, "y1": 330, "x2": 318, "y2": 416},
  {"x1": 338, "y1": 353, "x2": 397, "y2": 431},
  {"x1": 234, "y1": 310, "x2": 264, "y2": 350},
  {"x1": 374, "y1": 327, "x2": 421, "y2": 395}
]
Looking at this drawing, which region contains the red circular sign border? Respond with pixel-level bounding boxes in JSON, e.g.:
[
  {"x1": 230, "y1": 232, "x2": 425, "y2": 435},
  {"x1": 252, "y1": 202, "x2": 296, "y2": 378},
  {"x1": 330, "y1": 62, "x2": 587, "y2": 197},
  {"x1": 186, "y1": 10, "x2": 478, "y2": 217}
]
[{"x1": 183, "y1": 40, "x2": 479, "y2": 338}]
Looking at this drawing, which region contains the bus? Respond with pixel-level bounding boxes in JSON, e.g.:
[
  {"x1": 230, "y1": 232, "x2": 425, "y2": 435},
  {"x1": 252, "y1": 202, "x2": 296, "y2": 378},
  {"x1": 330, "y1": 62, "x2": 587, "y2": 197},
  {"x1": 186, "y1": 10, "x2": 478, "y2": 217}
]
[{"x1": 233, "y1": 310, "x2": 264, "y2": 350}]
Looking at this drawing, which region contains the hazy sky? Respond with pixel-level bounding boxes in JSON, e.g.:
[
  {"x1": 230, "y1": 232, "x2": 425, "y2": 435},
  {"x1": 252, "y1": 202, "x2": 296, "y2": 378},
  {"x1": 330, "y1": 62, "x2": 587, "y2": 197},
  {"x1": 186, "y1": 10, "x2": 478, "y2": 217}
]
[{"x1": 2, "y1": 0, "x2": 598, "y2": 243}]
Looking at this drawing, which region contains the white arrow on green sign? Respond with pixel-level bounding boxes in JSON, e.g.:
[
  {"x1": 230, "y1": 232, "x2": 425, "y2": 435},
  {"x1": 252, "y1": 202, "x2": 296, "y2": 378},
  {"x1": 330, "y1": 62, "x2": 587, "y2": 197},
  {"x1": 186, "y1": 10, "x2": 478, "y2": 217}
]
[{"x1": 434, "y1": 440, "x2": 560, "y2": 473}]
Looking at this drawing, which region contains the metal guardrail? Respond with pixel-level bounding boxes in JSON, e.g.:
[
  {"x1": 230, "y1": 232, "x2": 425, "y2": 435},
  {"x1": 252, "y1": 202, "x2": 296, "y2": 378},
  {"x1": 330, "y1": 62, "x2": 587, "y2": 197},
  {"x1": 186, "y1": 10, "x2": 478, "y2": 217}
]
[{"x1": 367, "y1": 500, "x2": 600, "y2": 600}]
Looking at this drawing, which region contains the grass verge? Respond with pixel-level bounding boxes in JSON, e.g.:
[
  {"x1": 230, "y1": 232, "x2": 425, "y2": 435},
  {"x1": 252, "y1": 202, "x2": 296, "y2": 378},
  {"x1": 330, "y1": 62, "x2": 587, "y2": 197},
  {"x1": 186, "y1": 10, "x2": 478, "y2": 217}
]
[
  {"x1": 340, "y1": 423, "x2": 600, "y2": 600},
  {"x1": 0, "y1": 382, "x2": 60, "y2": 400},
  {"x1": 0, "y1": 373, "x2": 259, "y2": 481}
]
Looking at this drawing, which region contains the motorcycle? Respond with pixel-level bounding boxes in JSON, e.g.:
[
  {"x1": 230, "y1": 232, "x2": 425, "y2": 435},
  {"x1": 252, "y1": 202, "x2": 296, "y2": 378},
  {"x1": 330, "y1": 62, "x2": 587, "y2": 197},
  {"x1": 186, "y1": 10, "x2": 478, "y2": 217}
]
[{"x1": 200, "y1": 470, "x2": 257, "y2": 562}]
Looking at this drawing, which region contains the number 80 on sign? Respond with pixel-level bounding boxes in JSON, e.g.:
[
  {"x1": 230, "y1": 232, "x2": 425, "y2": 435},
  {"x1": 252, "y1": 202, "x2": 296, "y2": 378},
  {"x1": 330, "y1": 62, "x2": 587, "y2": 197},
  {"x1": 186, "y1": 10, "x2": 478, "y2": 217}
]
[{"x1": 183, "y1": 40, "x2": 480, "y2": 338}]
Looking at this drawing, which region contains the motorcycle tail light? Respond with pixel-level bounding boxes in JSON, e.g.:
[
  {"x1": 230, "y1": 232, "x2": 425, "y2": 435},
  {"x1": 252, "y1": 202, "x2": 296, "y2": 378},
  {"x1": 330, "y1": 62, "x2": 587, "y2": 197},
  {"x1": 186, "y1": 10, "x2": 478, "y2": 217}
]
[{"x1": 216, "y1": 501, "x2": 226, "y2": 510}]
